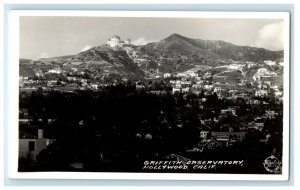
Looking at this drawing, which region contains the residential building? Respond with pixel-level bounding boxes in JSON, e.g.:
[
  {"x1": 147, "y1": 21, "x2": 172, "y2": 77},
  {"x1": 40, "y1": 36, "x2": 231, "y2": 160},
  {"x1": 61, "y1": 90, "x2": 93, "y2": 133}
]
[
  {"x1": 19, "y1": 129, "x2": 55, "y2": 161},
  {"x1": 255, "y1": 89, "x2": 268, "y2": 97},
  {"x1": 211, "y1": 131, "x2": 247, "y2": 142}
]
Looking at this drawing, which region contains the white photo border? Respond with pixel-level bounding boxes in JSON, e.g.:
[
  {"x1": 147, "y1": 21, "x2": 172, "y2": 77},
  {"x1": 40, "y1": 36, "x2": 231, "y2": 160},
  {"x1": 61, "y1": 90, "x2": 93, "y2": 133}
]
[{"x1": 7, "y1": 10, "x2": 290, "y2": 181}]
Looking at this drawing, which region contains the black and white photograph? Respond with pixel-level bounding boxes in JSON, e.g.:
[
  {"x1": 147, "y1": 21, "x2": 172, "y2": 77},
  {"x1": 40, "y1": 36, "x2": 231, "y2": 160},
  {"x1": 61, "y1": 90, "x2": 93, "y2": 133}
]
[{"x1": 8, "y1": 11, "x2": 290, "y2": 180}]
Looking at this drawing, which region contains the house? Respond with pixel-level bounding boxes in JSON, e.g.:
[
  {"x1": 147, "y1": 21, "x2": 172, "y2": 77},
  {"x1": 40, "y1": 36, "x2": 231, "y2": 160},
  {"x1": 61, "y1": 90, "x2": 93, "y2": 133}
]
[
  {"x1": 46, "y1": 80, "x2": 58, "y2": 87},
  {"x1": 213, "y1": 87, "x2": 222, "y2": 93},
  {"x1": 181, "y1": 80, "x2": 191, "y2": 86},
  {"x1": 228, "y1": 90, "x2": 238, "y2": 95},
  {"x1": 19, "y1": 129, "x2": 55, "y2": 161},
  {"x1": 258, "y1": 69, "x2": 271, "y2": 78},
  {"x1": 259, "y1": 134, "x2": 272, "y2": 144},
  {"x1": 204, "y1": 85, "x2": 214, "y2": 90},
  {"x1": 253, "y1": 68, "x2": 277, "y2": 81},
  {"x1": 228, "y1": 64, "x2": 244, "y2": 71},
  {"x1": 163, "y1": 73, "x2": 172, "y2": 78},
  {"x1": 264, "y1": 110, "x2": 278, "y2": 119},
  {"x1": 264, "y1": 60, "x2": 276, "y2": 66},
  {"x1": 264, "y1": 81, "x2": 272, "y2": 86},
  {"x1": 233, "y1": 93, "x2": 249, "y2": 99},
  {"x1": 191, "y1": 84, "x2": 201, "y2": 90},
  {"x1": 70, "y1": 61, "x2": 83, "y2": 65},
  {"x1": 201, "y1": 98, "x2": 207, "y2": 102},
  {"x1": 149, "y1": 90, "x2": 167, "y2": 95},
  {"x1": 249, "y1": 99, "x2": 260, "y2": 105},
  {"x1": 220, "y1": 108, "x2": 236, "y2": 116},
  {"x1": 71, "y1": 67, "x2": 78, "y2": 72},
  {"x1": 175, "y1": 82, "x2": 181, "y2": 88},
  {"x1": 47, "y1": 69, "x2": 61, "y2": 74},
  {"x1": 19, "y1": 118, "x2": 30, "y2": 125},
  {"x1": 246, "y1": 62, "x2": 256, "y2": 68},
  {"x1": 200, "y1": 131, "x2": 210, "y2": 140},
  {"x1": 271, "y1": 85, "x2": 279, "y2": 90},
  {"x1": 239, "y1": 124, "x2": 247, "y2": 132},
  {"x1": 181, "y1": 87, "x2": 190, "y2": 93},
  {"x1": 135, "y1": 83, "x2": 145, "y2": 90},
  {"x1": 258, "y1": 84, "x2": 268, "y2": 89},
  {"x1": 255, "y1": 89, "x2": 268, "y2": 97},
  {"x1": 80, "y1": 79, "x2": 88, "y2": 86},
  {"x1": 67, "y1": 76, "x2": 77, "y2": 81},
  {"x1": 184, "y1": 71, "x2": 197, "y2": 77},
  {"x1": 257, "y1": 68, "x2": 270, "y2": 75},
  {"x1": 134, "y1": 58, "x2": 147, "y2": 63},
  {"x1": 203, "y1": 71, "x2": 212, "y2": 79},
  {"x1": 211, "y1": 131, "x2": 247, "y2": 142},
  {"x1": 172, "y1": 87, "x2": 181, "y2": 94},
  {"x1": 19, "y1": 76, "x2": 29, "y2": 81},
  {"x1": 19, "y1": 109, "x2": 29, "y2": 118},
  {"x1": 176, "y1": 73, "x2": 187, "y2": 78},
  {"x1": 91, "y1": 84, "x2": 99, "y2": 90},
  {"x1": 248, "y1": 122, "x2": 264, "y2": 131},
  {"x1": 202, "y1": 139, "x2": 223, "y2": 149},
  {"x1": 274, "y1": 90, "x2": 283, "y2": 97}
]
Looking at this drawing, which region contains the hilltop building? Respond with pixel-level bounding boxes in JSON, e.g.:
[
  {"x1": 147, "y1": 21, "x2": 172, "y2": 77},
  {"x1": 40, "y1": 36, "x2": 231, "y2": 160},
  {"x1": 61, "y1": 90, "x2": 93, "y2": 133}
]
[{"x1": 106, "y1": 35, "x2": 131, "y2": 48}]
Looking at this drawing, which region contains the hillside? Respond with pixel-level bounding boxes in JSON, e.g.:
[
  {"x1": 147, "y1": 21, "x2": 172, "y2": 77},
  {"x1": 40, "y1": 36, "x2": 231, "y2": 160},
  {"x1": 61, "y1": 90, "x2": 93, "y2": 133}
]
[
  {"x1": 19, "y1": 33, "x2": 284, "y2": 82},
  {"x1": 139, "y1": 33, "x2": 282, "y2": 63},
  {"x1": 20, "y1": 45, "x2": 145, "y2": 81}
]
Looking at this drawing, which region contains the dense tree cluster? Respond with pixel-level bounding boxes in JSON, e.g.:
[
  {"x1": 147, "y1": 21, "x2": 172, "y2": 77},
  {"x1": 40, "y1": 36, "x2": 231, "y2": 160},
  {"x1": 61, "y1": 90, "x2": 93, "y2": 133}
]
[{"x1": 19, "y1": 83, "x2": 283, "y2": 172}]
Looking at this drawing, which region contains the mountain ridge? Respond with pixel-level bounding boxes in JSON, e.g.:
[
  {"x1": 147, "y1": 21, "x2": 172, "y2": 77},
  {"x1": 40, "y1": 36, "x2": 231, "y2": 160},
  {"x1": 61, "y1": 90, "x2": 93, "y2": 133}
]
[{"x1": 20, "y1": 33, "x2": 284, "y2": 81}]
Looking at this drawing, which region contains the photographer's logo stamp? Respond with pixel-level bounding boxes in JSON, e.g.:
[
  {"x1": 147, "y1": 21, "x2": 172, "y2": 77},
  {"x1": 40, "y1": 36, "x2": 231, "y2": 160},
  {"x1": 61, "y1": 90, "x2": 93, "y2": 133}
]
[{"x1": 263, "y1": 155, "x2": 282, "y2": 174}]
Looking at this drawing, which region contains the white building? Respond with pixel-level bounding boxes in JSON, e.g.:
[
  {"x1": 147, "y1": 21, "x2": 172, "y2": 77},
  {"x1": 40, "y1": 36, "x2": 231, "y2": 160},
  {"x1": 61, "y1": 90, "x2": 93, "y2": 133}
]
[
  {"x1": 264, "y1": 60, "x2": 276, "y2": 66},
  {"x1": 47, "y1": 80, "x2": 57, "y2": 86},
  {"x1": 264, "y1": 110, "x2": 278, "y2": 119},
  {"x1": 213, "y1": 87, "x2": 222, "y2": 93},
  {"x1": 106, "y1": 35, "x2": 121, "y2": 47},
  {"x1": 163, "y1": 73, "x2": 172, "y2": 78},
  {"x1": 257, "y1": 68, "x2": 269, "y2": 75},
  {"x1": 91, "y1": 84, "x2": 99, "y2": 90},
  {"x1": 175, "y1": 73, "x2": 187, "y2": 78},
  {"x1": 172, "y1": 87, "x2": 181, "y2": 94},
  {"x1": 19, "y1": 129, "x2": 55, "y2": 161},
  {"x1": 19, "y1": 76, "x2": 29, "y2": 81},
  {"x1": 106, "y1": 35, "x2": 131, "y2": 48},
  {"x1": 274, "y1": 90, "x2": 283, "y2": 97},
  {"x1": 253, "y1": 68, "x2": 277, "y2": 81},
  {"x1": 48, "y1": 69, "x2": 61, "y2": 74},
  {"x1": 182, "y1": 87, "x2": 190, "y2": 93},
  {"x1": 255, "y1": 89, "x2": 268, "y2": 97},
  {"x1": 228, "y1": 64, "x2": 244, "y2": 70},
  {"x1": 221, "y1": 108, "x2": 236, "y2": 116},
  {"x1": 246, "y1": 62, "x2": 256, "y2": 68},
  {"x1": 67, "y1": 76, "x2": 77, "y2": 81},
  {"x1": 200, "y1": 131, "x2": 210, "y2": 140},
  {"x1": 204, "y1": 84, "x2": 214, "y2": 90}
]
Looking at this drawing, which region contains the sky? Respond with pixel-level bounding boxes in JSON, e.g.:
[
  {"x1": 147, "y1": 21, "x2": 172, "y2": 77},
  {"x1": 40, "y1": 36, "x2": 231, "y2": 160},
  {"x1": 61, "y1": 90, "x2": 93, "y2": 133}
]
[{"x1": 20, "y1": 16, "x2": 284, "y2": 60}]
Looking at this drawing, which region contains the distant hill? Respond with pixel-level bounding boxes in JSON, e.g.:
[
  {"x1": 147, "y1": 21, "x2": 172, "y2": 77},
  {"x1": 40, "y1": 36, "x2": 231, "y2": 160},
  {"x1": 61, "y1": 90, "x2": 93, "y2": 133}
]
[{"x1": 139, "y1": 33, "x2": 282, "y2": 63}]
